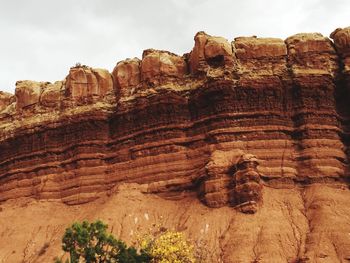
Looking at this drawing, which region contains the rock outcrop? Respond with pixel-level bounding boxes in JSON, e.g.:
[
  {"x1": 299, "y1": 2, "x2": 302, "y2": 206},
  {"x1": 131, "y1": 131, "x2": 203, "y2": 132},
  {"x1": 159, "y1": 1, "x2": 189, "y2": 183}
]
[
  {"x1": 0, "y1": 27, "x2": 350, "y2": 262},
  {"x1": 112, "y1": 58, "x2": 141, "y2": 97},
  {"x1": 0, "y1": 28, "x2": 349, "y2": 204},
  {"x1": 232, "y1": 154, "x2": 263, "y2": 214},
  {"x1": 65, "y1": 65, "x2": 113, "y2": 104},
  {"x1": 0, "y1": 91, "x2": 13, "y2": 112}
]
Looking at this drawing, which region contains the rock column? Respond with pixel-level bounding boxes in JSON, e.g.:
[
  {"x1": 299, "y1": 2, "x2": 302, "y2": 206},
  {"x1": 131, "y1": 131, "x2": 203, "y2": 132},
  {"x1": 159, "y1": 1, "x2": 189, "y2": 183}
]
[{"x1": 232, "y1": 154, "x2": 263, "y2": 214}]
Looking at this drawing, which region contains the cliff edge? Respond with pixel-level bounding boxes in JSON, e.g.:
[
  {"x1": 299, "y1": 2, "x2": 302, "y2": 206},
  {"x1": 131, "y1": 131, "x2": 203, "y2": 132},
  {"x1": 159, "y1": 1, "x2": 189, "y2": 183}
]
[{"x1": 0, "y1": 27, "x2": 350, "y2": 262}]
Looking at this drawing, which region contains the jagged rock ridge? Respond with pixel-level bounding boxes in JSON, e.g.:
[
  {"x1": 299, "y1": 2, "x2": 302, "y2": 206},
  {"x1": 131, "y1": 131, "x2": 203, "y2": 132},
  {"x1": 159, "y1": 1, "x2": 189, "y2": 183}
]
[{"x1": 0, "y1": 27, "x2": 350, "y2": 263}]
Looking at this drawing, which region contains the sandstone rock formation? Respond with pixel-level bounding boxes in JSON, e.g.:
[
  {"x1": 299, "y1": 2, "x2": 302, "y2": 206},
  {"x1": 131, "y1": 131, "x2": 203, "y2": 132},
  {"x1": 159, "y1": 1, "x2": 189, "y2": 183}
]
[
  {"x1": 65, "y1": 65, "x2": 113, "y2": 104},
  {"x1": 141, "y1": 49, "x2": 187, "y2": 86},
  {"x1": 232, "y1": 154, "x2": 263, "y2": 214},
  {"x1": 189, "y1": 31, "x2": 234, "y2": 76},
  {"x1": 112, "y1": 58, "x2": 141, "y2": 98},
  {"x1": 15, "y1": 80, "x2": 42, "y2": 110},
  {"x1": 0, "y1": 91, "x2": 13, "y2": 112},
  {"x1": 1, "y1": 27, "x2": 350, "y2": 262}
]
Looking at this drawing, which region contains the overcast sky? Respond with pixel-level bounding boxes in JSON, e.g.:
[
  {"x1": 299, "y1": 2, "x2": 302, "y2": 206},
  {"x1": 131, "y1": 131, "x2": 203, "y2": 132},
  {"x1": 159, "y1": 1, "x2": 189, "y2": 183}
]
[{"x1": 1, "y1": 0, "x2": 349, "y2": 93}]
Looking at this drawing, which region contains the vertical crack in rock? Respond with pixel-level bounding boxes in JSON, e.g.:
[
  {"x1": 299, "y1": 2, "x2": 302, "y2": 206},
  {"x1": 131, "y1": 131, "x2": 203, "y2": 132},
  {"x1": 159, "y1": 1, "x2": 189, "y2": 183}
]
[
  {"x1": 252, "y1": 226, "x2": 263, "y2": 262},
  {"x1": 298, "y1": 188, "x2": 310, "y2": 262},
  {"x1": 280, "y1": 140, "x2": 288, "y2": 178},
  {"x1": 283, "y1": 200, "x2": 303, "y2": 259},
  {"x1": 218, "y1": 215, "x2": 235, "y2": 263},
  {"x1": 176, "y1": 202, "x2": 191, "y2": 232},
  {"x1": 331, "y1": 239, "x2": 342, "y2": 263}
]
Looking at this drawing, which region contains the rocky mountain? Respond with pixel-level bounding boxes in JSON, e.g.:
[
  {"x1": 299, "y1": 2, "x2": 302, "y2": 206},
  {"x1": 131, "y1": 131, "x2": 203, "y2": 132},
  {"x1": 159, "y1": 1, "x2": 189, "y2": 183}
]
[{"x1": 0, "y1": 27, "x2": 350, "y2": 262}]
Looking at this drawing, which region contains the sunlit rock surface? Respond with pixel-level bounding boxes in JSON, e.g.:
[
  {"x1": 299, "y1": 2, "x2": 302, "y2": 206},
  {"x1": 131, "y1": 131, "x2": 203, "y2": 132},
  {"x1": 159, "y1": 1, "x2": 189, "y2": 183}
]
[{"x1": 0, "y1": 28, "x2": 350, "y2": 263}]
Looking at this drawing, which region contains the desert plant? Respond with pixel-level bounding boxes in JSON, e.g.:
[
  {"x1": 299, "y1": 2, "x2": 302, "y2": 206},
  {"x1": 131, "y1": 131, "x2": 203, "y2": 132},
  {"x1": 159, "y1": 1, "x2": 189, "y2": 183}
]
[
  {"x1": 56, "y1": 220, "x2": 201, "y2": 263},
  {"x1": 140, "y1": 230, "x2": 195, "y2": 263},
  {"x1": 56, "y1": 220, "x2": 149, "y2": 263}
]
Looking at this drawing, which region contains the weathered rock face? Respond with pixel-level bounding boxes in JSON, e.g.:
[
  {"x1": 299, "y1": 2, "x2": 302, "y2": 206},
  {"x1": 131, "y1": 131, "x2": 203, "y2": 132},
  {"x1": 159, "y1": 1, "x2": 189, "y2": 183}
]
[
  {"x1": 331, "y1": 27, "x2": 350, "y2": 190},
  {"x1": 65, "y1": 66, "x2": 113, "y2": 104},
  {"x1": 141, "y1": 49, "x2": 187, "y2": 86},
  {"x1": 1, "y1": 28, "x2": 350, "y2": 262},
  {"x1": 232, "y1": 154, "x2": 263, "y2": 214},
  {"x1": 112, "y1": 58, "x2": 141, "y2": 97},
  {"x1": 190, "y1": 31, "x2": 234, "y2": 76},
  {"x1": 15, "y1": 80, "x2": 42, "y2": 110},
  {"x1": 40, "y1": 81, "x2": 63, "y2": 108},
  {"x1": 0, "y1": 91, "x2": 13, "y2": 112},
  {"x1": 331, "y1": 27, "x2": 350, "y2": 70}
]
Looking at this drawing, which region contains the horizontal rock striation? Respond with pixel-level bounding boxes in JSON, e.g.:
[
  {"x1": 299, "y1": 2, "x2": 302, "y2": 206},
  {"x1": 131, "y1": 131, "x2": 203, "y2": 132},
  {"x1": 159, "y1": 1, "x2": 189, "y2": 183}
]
[{"x1": 0, "y1": 28, "x2": 350, "y2": 206}]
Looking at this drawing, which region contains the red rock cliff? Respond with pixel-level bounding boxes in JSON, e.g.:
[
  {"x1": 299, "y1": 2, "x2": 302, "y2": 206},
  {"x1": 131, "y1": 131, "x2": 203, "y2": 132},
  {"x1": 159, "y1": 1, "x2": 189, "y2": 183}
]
[{"x1": 0, "y1": 28, "x2": 350, "y2": 262}]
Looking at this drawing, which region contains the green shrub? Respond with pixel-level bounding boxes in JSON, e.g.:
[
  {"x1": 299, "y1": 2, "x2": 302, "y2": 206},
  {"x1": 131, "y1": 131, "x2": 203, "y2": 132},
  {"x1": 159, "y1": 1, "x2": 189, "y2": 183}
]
[
  {"x1": 55, "y1": 220, "x2": 204, "y2": 263},
  {"x1": 55, "y1": 220, "x2": 149, "y2": 263}
]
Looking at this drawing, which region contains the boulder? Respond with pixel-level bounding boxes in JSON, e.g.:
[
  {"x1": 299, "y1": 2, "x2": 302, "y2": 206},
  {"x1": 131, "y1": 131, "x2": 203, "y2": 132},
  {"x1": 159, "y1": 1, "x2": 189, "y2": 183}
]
[
  {"x1": 234, "y1": 37, "x2": 286, "y2": 59},
  {"x1": 141, "y1": 49, "x2": 186, "y2": 86},
  {"x1": 330, "y1": 27, "x2": 350, "y2": 56},
  {"x1": 40, "y1": 81, "x2": 63, "y2": 108},
  {"x1": 112, "y1": 58, "x2": 141, "y2": 97},
  {"x1": 92, "y1": 68, "x2": 113, "y2": 96},
  {"x1": 65, "y1": 66, "x2": 113, "y2": 100},
  {"x1": 330, "y1": 27, "x2": 350, "y2": 75},
  {"x1": 189, "y1": 32, "x2": 234, "y2": 74},
  {"x1": 15, "y1": 80, "x2": 42, "y2": 110}
]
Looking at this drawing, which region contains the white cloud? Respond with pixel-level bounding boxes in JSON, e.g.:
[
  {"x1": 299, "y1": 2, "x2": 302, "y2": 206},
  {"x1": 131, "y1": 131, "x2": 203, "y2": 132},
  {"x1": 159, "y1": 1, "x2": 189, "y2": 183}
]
[{"x1": 0, "y1": 0, "x2": 349, "y2": 93}]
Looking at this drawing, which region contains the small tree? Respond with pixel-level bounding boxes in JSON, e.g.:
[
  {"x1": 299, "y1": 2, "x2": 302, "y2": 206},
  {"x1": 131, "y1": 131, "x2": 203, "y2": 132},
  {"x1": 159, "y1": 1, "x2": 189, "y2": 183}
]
[
  {"x1": 140, "y1": 230, "x2": 195, "y2": 263},
  {"x1": 56, "y1": 220, "x2": 149, "y2": 263}
]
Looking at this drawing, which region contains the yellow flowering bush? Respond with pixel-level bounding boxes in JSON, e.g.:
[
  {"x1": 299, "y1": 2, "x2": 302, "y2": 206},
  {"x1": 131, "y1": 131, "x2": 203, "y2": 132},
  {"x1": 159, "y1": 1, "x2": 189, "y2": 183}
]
[{"x1": 141, "y1": 230, "x2": 195, "y2": 263}]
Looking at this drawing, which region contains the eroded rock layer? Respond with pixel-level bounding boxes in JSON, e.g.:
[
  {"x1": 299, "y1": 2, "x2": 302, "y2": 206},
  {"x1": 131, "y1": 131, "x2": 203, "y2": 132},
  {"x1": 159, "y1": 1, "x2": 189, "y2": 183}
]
[
  {"x1": 1, "y1": 27, "x2": 350, "y2": 263},
  {"x1": 0, "y1": 28, "x2": 350, "y2": 208}
]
